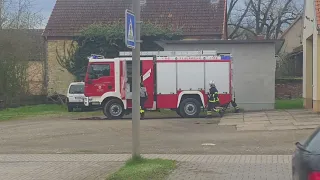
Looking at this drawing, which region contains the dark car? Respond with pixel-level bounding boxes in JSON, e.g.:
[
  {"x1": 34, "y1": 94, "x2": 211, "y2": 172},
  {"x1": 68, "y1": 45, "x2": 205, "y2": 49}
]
[{"x1": 292, "y1": 127, "x2": 320, "y2": 180}]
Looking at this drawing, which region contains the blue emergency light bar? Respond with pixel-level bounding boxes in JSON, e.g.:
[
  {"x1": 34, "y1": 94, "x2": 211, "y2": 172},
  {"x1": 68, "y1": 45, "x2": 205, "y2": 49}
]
[
  {"x1": 221, "y1": 55, "x2": 231, "y2": 60},
  {"x1": 90, "y1": 54, "x2": 105, "y2": 59}
]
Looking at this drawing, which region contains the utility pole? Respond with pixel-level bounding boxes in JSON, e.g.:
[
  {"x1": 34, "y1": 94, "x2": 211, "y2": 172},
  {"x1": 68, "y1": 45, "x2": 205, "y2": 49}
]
[
  {"x1": 131, "y1": 0, "x2": 141, "y2": 158},
  {"x1": 0, "y1": 0, "x2": 3, "y2": 29}
]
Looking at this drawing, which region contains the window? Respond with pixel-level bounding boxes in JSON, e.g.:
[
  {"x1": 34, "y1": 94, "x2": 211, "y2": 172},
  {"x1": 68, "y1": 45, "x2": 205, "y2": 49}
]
[
  {"x1": 304, "y1": 128, "x2": 320, "y2": 153},
  {"x1": 88, "y1": 64, "x2": 110, "y2": 79},
  {"x1": 125, "y1": 61, "x2": 143, "y2": 92},
  {"x1": 69, "y1": 84, "x2": 84, "y2": 94}
]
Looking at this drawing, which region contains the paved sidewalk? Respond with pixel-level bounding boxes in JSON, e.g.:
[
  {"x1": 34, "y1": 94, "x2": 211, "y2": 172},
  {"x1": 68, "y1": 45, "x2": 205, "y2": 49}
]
[
  {"x1": 0, "y1": 154, "x2": 292, "y2": 180},
  {"x1": 219, "y1": 109, "x2": 320, "y2": 131}
]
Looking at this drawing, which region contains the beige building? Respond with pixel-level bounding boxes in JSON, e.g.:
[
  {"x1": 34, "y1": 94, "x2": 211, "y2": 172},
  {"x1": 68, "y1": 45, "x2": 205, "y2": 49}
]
[
  {"x1": 279, "y1": 16, "x2": 303, "y2": 54},
  {"x1": 302, "y1": 0, "x2": 320, "y2": 111}
]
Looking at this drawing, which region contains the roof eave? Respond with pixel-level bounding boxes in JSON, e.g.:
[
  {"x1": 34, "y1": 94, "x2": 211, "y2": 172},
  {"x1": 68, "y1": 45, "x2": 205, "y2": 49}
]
[
  {"x1": 157, "y1": 39, "x2": 285, "y2": 55},
  {"x1": 159, "y1": 39, "x2": 284, "y2": 44}
]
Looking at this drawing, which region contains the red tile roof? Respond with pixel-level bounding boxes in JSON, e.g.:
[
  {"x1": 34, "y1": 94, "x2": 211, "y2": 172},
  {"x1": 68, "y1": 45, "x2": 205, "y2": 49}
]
[{"x1": 43, "y1": 0, "x2": 227, "y2": 38}]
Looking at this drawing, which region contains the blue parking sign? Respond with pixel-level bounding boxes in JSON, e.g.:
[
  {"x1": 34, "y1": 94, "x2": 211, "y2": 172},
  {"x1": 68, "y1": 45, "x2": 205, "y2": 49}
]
[{"x1": 125, "y1": 9, "x2": 135, "y2": 49}]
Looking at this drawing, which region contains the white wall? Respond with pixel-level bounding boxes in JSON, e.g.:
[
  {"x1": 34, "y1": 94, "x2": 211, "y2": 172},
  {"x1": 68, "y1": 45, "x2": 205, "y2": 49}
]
[
  {"x1": 302, "y1": 0, "x2": 318, "y2": 101},
  {"x1": 303, "y1": 0, "x2": 316, "y2": 40}
]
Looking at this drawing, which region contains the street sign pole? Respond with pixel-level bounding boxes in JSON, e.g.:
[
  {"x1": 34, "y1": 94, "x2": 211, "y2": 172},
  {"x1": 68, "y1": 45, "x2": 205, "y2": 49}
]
[
  {"x1": 127, "y1": 0, "x2": 141, "y2": 158},
  {"x1": 132, "y1": 0, "x2": 141, "y2": 158},
  {"x1": 0, "y1": 0, "x2": 2, "y2": 29}
]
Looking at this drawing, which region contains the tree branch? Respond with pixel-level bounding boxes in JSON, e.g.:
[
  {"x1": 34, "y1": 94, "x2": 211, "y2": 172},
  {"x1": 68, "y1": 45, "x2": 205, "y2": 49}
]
[
  {"x1": 227, "y1": 0, "x2": 239, "y2": 22},
  {"x1": 228, "y1": 23, "x2": 257, "y2": 36},
  {"x1": 228, "y1": 0, "x2": 253, "y2": 39}
]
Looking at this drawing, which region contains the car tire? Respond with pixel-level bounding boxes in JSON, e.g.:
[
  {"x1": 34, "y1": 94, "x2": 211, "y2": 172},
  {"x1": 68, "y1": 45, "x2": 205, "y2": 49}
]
[
  {"x1": 103, "y1": 99, "x2": 125, "y2": 120},
  {"x1": 179, "y1": 98, "x2": 201, "y2": 118}
]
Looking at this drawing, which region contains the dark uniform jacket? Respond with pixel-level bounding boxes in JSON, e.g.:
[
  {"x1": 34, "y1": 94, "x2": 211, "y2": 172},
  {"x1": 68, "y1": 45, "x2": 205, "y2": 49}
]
[{"x1": 208, "y1": 86, "x2": 219, "y2": 103}]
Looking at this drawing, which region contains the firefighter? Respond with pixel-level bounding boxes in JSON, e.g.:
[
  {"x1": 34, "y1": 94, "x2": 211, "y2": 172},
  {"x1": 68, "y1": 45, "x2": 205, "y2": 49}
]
[
  {"x1": 231, "y1": 100, "x2": 240, "y2": 113},
  {"x1": 206, "y1": 81, "x2": 223, "y2": 118},
  {"x1": 140, "y1": 82, "x2": 148, "y2": 120}
]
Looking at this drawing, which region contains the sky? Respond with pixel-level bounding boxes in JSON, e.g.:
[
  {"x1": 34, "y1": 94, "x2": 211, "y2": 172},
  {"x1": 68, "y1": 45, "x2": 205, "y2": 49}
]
[{"x1": 32, "y1": 0, "x2": 56, "y2": 27}]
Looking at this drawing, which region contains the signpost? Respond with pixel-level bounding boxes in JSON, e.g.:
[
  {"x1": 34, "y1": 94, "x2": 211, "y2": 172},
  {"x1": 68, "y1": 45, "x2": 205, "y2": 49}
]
[
  {"x1": 0, "y1": 0, "x2": 2, "y2": 29},
  {"x1": 126, "y1": 2, "x2": 141, "y2": 158},
  {"x1": 125, "y1": 9, "x2": 136, "y2": 49}
]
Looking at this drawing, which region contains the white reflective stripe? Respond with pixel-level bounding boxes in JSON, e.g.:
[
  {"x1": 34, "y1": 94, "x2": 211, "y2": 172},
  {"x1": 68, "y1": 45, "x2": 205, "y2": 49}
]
[
  {"x1": 157, "y1": 56, "x2": 222, "y2": 60},
  {"x1": 177, "y1": 91, "x2": 205, "y2": 108},
  {"x1": 143, "y1": 69, "x2": 152, "y2": 81}
]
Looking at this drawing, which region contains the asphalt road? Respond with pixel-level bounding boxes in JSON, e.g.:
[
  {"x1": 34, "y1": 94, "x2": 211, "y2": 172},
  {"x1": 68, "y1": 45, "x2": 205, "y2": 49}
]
[{"x1": 0, "y1": 115, "x2": 313, "y2": 155}]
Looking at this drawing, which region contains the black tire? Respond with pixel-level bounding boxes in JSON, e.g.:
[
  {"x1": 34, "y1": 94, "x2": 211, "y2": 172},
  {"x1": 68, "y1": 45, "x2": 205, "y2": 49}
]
[
  {"x1": 176, "y1": 109, "x2": 182, "y2": 117},
  {"x1": 103, "y1": 99, "x2": 125, "y2": 119},
  {"x1": 179, "y1": 98, "x2": 201, "y2": 118},
  {"x1": 67, "y1": 106, "x2": 73, "y2": 112}
]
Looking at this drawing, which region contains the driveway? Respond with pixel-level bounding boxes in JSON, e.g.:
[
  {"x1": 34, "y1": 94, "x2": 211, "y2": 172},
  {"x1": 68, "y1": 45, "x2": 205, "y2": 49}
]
[{"x1": 0, "y1": 112, "x2": 314, "y2": 155}]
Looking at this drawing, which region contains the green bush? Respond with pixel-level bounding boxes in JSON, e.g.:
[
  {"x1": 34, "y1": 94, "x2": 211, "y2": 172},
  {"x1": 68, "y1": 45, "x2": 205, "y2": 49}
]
[
  {"x1": 275, "y1": 99, "x2": 303, "y2": 109},
  {"x1": 56, "y1": 22, "x2": 183, "y2": 80}
]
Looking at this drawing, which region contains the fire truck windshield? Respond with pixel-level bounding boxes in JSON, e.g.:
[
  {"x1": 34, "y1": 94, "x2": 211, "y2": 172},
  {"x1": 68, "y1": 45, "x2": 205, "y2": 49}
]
[{"x1": 88, "y1": 64, "x2": 110, "y2": 79}]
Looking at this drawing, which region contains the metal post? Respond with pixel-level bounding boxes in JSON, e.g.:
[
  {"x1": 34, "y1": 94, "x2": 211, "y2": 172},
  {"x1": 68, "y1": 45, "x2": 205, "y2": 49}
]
[
  {"x1": 0, "y1": 0, "x2": 3, "y2": 29},
  {"x1": 131, "y1": 0, "x2": 141, "y2": 158}
]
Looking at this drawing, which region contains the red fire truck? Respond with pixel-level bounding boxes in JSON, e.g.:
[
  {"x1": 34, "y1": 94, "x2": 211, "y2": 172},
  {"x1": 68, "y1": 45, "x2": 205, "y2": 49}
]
[{"x1": 83, "y1": 51, "x2": 235, "y2": 119}]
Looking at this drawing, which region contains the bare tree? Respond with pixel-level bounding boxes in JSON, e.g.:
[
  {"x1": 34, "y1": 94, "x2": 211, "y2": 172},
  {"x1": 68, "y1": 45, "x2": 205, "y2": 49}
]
[
  {"x1": 0, "y1": 0, "x2": 44, "y2": 29},
  {"x1": 228, "y1": 0, "x2": 303, "y2": 39}
]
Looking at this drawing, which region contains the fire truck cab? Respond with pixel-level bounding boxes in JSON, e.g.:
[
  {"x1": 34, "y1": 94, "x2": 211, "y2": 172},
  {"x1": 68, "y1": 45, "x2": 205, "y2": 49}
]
[{"x1": 84, "y1": 51, "x2": 233, "y2": 119}]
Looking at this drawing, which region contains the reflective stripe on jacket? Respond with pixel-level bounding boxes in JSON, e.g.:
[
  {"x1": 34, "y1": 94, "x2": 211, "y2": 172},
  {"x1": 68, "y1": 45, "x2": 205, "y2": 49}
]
[{"x1": 208, "y1": 87, "x2": 219, "y2": 103}]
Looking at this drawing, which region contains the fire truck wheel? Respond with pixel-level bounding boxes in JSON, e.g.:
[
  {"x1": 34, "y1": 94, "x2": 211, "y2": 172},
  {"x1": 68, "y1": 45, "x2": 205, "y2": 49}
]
[
  {"x1": 103, "y1": 99, "x2": 124, "y2": 119},
  {"x1": 179, "y1": 98, "x2": 201, "y2": 118},
  {"x1": 176, "y1": 109, "x2": 182, "y2": 117}
]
